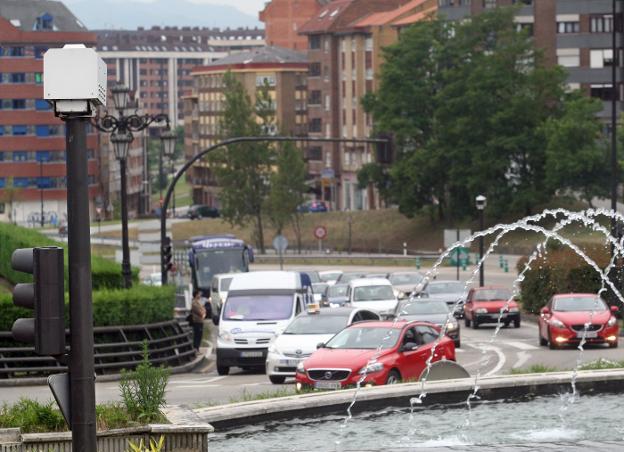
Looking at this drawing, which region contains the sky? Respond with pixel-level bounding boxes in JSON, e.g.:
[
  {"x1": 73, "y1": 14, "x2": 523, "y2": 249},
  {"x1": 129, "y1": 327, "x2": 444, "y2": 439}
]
[
  {"x1": 61, "y1": 0, "x2": 267, "y2": 29},
  {"x1": 63, "y1": 0, "x2": 267, "y2": 17}
]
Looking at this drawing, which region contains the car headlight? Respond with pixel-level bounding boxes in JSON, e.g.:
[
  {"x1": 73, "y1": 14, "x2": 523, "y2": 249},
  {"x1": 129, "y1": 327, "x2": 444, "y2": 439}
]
[
  {"x1": 550, "y1": 318, "x2": 565, "y2": 329},
  {"x1": 330, "y1": 303, "x2": 340, "y2": 308},
  {"x1": 608, "y1": 317, "x2": 617, "y2": 327},
  {"x1": 358, "y1": 362, "x2": 384, "y2": 375},
  {"x1": 218, "y1": 331, "x2": 233, "y2": 343},
  {"x1": 397, "y1": 291, "x2": 406, "y2": 299},
  {"x1": 446, "y1": 321, "x2": 459, "y2": 331},
  {"x1": 475, "y1": 308, "x2": 488, "y2": 314},
  {"x1": 509, "y1": 307, "x2": 519, "y2": 313},
  {"x1": 296, "y1": 362, "x2": 305, "y2": 374}
]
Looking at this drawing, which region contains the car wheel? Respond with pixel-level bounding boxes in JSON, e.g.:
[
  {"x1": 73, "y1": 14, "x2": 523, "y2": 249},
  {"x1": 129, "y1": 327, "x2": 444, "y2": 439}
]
[
  {"x1": 609, "y1": 341, "x2": 619, "y2": 349},
  {"x1": 472, "y1": 319, "x2": 479, "y2": 329},
  {"x1": 217, "y1": 365, "x2": 229, "y2": 376},
  {"x1": 539, "y1": 329, "x2": 548, "y2": 346},
  {"x1": 548, "y1": 330, "x2": 558, "y2": 350},
  {"x1": 464, "y1": 317, "x2": 471, "y2": 328},
  {"x1": 503, "y1": 321, "x2": 510, "y2": 328},
  {"x1": 454, "y1": 339, "x2": 461, "y2": 348},
  {"x1": 514, "y1": 319, "x2": 521, "y2": 328},
  {"x1": 269, "y1": 375, "x2": 286, "y2": 384},
  {"x1": 385, "y1": 369, "x2": 401, "y2": 385}
]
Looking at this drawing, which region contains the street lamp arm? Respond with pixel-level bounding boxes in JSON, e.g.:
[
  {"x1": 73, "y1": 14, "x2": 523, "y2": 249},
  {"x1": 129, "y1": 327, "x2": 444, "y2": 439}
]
[
  {"x1": 160, "y1": 135, "x2": 389, "y2": 284},
  {"x1": 91, "y1": 114, "x2": 120, "y2": 133}
]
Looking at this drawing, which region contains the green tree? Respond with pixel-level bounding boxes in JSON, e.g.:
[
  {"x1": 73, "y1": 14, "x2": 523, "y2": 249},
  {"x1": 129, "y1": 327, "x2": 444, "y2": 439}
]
[
  {"x1": 267, "y1": 142, "x2": 307, "y2": 252},
  {"x1": 542, "y1": 94, "x2": 608, "y2": 207},
  {"x1": 210, "y1": 72, "x2": 274, "y2": 253},
  {"x1": 363, "y1": 7, "x2": 577, "y2": 219}
]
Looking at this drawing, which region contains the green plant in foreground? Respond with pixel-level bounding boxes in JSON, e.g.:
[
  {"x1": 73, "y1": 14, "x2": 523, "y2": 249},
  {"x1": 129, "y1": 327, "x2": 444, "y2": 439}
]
[
  {"x1": 0, "y1": 398, "x2": 65, "y2": 433},
  {"x1": 127, "y1": 436, "x2": 165, "y2": 452},
  {"x1": 578, "y1": 358, "x2": 624, "y2": 371},
  {"x1": 510, "y1": 364, "x2": 559, "y2": 375},
  {"x1": 120, "y1": 342, "x2": 170, "y2": 423}
]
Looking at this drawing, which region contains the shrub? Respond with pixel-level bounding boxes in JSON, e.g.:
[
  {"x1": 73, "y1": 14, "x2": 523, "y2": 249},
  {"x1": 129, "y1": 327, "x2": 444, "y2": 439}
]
[
  {"x1": 0, "y1": 398, "x2": 66, "y2": 433},
  {"x1": 518, "y1": 245, "x2": 623, "y2": 313},
  {"x1": 0, "y1": 222, "x2": 138, "y2": 289},
  {"x1": 119, "y1": 343, "x2": 170, "y2": 423},
  {"x1": 0, "y1": 285, "x2": 175, "y2": 331}
]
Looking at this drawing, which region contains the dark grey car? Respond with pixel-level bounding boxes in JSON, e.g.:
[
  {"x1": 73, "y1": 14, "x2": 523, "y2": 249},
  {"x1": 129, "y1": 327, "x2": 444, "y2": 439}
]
[
  {"x1": 418, "y1": 280, "x2": 467, "y2": 318},
  {"x1": 395, "y1": 299, "x2": 461, "y2": 347}
]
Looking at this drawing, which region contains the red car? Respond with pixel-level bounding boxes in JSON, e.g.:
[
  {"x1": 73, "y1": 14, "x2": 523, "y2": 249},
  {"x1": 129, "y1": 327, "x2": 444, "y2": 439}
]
[
  {"x1": 538, "y1": 293, "x2": 619, "y2": 349},
  {"x1": 463, "y1": 286, "x2": 520, "y2": 329},
  {"x1": 295, "y1": 320, "x2": 455, "y2": 390}
]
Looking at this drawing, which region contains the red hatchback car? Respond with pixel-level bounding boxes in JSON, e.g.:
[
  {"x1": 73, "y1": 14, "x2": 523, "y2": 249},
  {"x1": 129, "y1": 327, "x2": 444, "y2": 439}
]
[
  {"x1": 463, "y1": 286, "x2": 520, "y2": 329},
  {"x1": 538, "y1": 294, "x2": 619, "y2": 349},
  {"x1": 295, "y1": 320, "x2": 455, "y2": 390}
]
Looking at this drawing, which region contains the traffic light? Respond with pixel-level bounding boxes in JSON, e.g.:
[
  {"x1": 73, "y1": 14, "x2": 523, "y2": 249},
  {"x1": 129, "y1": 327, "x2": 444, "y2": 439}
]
[
  {"x1": 11, "y1": 247, "x2": 66, "y2": 357},
  {"x1": 163, "y1": 237, "x2": 173, "y2": 272}
]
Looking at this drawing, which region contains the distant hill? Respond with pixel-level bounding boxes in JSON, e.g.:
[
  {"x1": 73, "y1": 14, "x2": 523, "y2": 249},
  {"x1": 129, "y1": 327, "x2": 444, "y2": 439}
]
[{"x1": 65, "y1": 0, "x2": 261, "y2": 30}]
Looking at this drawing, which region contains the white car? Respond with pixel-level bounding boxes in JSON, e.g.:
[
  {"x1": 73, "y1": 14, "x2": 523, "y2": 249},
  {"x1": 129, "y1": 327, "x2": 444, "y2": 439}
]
[
  {"x1": 347, "y1": 278, "x2": 398, "y2": 318},
  {"x1": 143, "y1": 272, "x2": 162, "y2": 286},
  {"x1": 319, "y1": 270, "x2": 343, "y2": 286},
  {"x1": 265, "y1": 307, "x2": 380, "y2": 384}
]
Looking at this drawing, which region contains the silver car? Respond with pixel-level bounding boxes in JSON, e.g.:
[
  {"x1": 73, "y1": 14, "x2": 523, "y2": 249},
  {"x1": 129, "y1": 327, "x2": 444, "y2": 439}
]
[{"x1": 418, "y1": 280, "x2": 467, "y2": 318}]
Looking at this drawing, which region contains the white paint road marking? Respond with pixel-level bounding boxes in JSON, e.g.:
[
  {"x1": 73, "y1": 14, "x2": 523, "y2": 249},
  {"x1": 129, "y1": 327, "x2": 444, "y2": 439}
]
[
  {"x1": 170, "y1": 376, "x2": 227, "y2": 385},
  {"x1": 505, "y1": 341, "x2": 539, "y2": 351},
  {"x1": 481, "y1": 345, "x2": 506, "y2": 376},
  {"x1": 512, "y1": 351, "x2": 531, "y2": 369}
]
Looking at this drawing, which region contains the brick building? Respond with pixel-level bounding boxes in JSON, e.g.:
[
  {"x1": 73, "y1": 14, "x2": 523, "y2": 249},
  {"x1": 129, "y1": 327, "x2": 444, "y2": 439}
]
[
  {"x1": 0, "y1": 0, "x2": 100, "y2": 225},
  {"x1": 184, "y1": 46, "x2": 308, "y2": 207},
  {"x1": 260, "y1": 0, "x2": 329, "y2": 51}
]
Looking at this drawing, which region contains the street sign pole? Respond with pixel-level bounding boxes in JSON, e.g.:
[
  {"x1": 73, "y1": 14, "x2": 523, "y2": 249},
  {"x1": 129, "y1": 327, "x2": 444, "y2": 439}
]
[{"x1": 456, "y1": 229, "x2": 460, "y2": 281}]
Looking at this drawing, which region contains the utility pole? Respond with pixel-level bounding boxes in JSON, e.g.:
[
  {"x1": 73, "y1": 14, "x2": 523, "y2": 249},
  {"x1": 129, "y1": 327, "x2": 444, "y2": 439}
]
[{"x1": 611, "y1": 0, "x2": 620, "y2": 249}]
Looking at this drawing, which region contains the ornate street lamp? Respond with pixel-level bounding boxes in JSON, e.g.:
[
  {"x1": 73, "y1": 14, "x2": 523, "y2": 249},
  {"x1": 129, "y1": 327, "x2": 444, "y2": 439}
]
[
  {"x1": 475, "y1": 194, "x2": 487, "y2": 287},
  {"x1": 93, "y1": 82, "x2": 175, "y2": 289}
]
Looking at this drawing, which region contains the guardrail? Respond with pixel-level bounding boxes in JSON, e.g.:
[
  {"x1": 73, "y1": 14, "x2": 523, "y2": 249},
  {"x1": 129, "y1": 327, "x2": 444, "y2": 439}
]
[{"x1": 0, "y1": 320, "x2": 195, "y2": 379}]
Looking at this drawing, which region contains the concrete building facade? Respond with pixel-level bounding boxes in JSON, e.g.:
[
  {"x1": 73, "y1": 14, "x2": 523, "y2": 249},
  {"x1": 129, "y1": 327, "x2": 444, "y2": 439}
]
[
  {"x1": 184, "y1": 46, "x2": 308, "y2": 207},
  {"x1": 0, "y1": 0, "x2": 100, "y2": 225}
]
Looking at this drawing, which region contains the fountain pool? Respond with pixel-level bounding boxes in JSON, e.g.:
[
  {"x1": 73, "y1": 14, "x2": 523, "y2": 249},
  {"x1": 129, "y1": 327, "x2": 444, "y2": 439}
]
[{"x1": 207, "y1": 392, "x2": 624, "y2": 451}]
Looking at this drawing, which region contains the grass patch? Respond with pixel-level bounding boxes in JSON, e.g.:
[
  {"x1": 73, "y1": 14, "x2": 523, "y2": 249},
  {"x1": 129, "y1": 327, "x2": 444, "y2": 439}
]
[
  {"x1": 95, "y1": 227, "x2": 139, "y2": 241},
  {"x1": 578, "y1": 358, "x2": 624, "y2": 371},
  {"x1": 511, "y1": 359, "x2": 624, "y2": 375},
  {"x1": 510, "y1": 364, "x2": 559, "y2": 375},
  {"x1": 91, "y1": 244, "x2": 116, "y2": 259},
  {"x1": 255, "y1": 256, "x2": 435, "y2": 267},
  {"x1": 228, "y1": 387, "x2": 297, "y2": 404},
  {"x1": 152, "y1": 174, "x2": 192, "y2": 208}
]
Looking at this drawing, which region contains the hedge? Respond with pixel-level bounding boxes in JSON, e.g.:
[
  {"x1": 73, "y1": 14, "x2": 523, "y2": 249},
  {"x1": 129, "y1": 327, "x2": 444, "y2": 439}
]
[
  {"x1": 0, "y1": 285, "x2": 175, "y2": 331},
  {"x1": 518, "y1": 244, "x2": 623, "y2": 313},
  {"x1": 0, "y1": 222, "x2": 138, "y2": 289}
]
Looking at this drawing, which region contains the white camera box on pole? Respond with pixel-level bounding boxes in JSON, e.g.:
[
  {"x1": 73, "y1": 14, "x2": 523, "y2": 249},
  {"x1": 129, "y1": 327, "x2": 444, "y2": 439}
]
[{"x1": 43, "y1": 44, "x2": 106, "y2": 116}]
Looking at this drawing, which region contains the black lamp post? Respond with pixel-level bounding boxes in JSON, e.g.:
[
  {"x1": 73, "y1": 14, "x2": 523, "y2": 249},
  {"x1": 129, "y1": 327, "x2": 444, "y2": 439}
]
[
  {"x1": 476, "y1": 194, "x2": 487, "y2": 287},
  {"x1": 93, "y1": 82, "x2": 176, "y2": 289}
]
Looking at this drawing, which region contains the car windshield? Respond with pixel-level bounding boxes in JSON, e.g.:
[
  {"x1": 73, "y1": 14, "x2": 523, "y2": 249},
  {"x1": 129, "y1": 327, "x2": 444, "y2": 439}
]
[
  {"x1": 427, "y1": 282, "x2": 464, "y2": 295},
  {"x1": 353, "y1": 285, "x2": 395, "y2": 302},
  {"x1": 325, "y1": 326, "x2": 400, "y2": 350},
  {"x1": 328, "y1": 285, "x2": 348, "y2": 297},
  {"x1": 320, "y1": 272, "x2": 342, "y2": 282},
  {"x1": 473, "y1": 289, "x2": 512, "y2": 301},
  {"x1": 220, "y1": 277, "x2": 232, "y2": 291},
  {"x1": 339, "y1": 273, "x2": 366, "y2": 283},
  {"x1": 305, "y1": 272, "x2": 321, "y2": 283},
  {"x1": 284, "y1": 315, "x2": 348, "y2": 334},
  {"x1": 312, "y1": 283, "x2": 328, "y2": 294},
  {"x1": 401, "y1": 301, "x2": 449, "y2": 315},
  {"x1": 223, "y1": 295, "x2": 293, "y2": 321},
  {"x1": 389, "y1": 273, "x2": 423, "y2": 285},
  {"x1": 553, "y1": 297, "x2": 607, "y2": 312},
  {"x1": 195, "y1": 249, "x2": 246, "y2": 289}
]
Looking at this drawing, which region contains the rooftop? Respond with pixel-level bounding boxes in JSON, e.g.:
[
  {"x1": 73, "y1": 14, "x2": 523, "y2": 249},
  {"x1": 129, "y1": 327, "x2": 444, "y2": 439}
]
[
  {"x1": 201, "y1": 45, "x2": 307, "y2": 68},
  {"x1": 0, "y1": 0, "x2": 87, "y2": 32}
]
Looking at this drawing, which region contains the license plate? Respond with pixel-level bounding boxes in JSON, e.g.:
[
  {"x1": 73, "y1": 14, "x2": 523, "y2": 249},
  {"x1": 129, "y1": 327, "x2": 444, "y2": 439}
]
[
  {"x1": 577, "y1": 331, "x2": 598, "y2": 339},
  {"x1": 280, "y1": 359, "x2": 300, "y2": 367},
  {"x1": 314, "y1": 381, "x2": 342, "y2": 390},
  {"x1": 241, "y1": 351, "x2": 263, "y2": 358}
]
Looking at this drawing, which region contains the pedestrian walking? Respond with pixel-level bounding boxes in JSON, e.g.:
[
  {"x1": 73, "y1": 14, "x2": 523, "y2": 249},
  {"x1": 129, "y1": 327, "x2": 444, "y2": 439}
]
[{"x1": 191, "y1": 289, "x2": 206, "y2": 352}]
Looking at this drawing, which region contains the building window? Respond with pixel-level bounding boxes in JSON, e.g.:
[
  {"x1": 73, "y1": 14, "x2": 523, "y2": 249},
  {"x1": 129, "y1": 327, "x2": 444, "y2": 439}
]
[
  {"x1": 590, "y1": 84, "x2": 616, "y2": 101},
  {"x1": 12, "y1": 125, "x2": 27, "y2": 136},
  {"x1": 35, "y1": 99, "x2": 51, "y2": 110},
  {"x1": 35, "y1": 13, "x2": 54, "y2": 30},
  {"x1": 557, "y1": 49, "x2": 580, "y2": 68},
  {"x1": 0, "y1": 202, "x2": 4, "y2": 214},
  {"x1": 309, "y1": 35, "x2": 321, "y2": 50},
  {"x1": 483, "y1": 0, "x2": 496, "y2": 8},
  {"x1": 13, "y1": 177, "x2": 30, "y2": 188},
  {"x1": 8, "y1": 47, "x2": 24, "y2": 57},
  {"x1": 12, "y1": 99, "x2": 26, "y2": 109},
  {"x1": 0, "y1": 151, "x2": 4, "y2": 161},
  {"x1": 307, "y1": 147, "x2": 322, "y2": 160},
  {"x1": 309, "y1": 63, "x2": 321, "y2": 77},
  {"x1": 9, "y1": 73, "x2": 26, "y2": 83},
  {"x1": 515, "y1": 23, "x2": 533, "y2": 35},
  {"x1": 309, "y1": 118, "x2": 322, "y2": 133},
  {"x1": 13, "y1": 151, "x2": 28, "y2": 161},
  {"x1": 557, "y1": 22, "x2": 579, "y2": 34},
  {"x1": 590, "y1": 49, "x2": 614, "y2": 68},
  {"x1": 309, "y1": 90, "x2": 322, "y2": 105},
  {"x1": 36, "y1": 125, "x2": 51, "y2": 137},
  {"x1": 256, "y1": 75, "x2": 276, "y2": 87},
  {"x1": 591, "y1": 15, "x2": 613, "y2": 33},
  {"x1": 35, "y1": 73, "x2": 43, "y2": 84},
  {"x1": 0, "y1": 126, "x2": 4, "y2": 136},
  {"x1": 34, "y1": 46, "x2": 48, "y2": 59},
  {"x1": 36, "y1": 151, "x2": 51, "y2": 162}
]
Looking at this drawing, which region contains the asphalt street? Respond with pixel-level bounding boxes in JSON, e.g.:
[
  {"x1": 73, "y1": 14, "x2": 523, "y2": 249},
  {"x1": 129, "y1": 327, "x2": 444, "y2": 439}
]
[{"x1": 1, "y1": 316, "x2": 622, "y2": 408}]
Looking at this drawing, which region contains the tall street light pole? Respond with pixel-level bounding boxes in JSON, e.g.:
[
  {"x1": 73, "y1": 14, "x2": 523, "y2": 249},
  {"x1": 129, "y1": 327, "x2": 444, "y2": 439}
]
[
  {"x1": 476, "y1": 195, "x2": 487, "y2": 287},
  {"x1": 39, "y1": 157, "x2": 44, "y2": 227},
  {"x1": 611, "y1": 0, "x2": 620, "y2": 246},
  {"x1": 93, "y1": 83, "x2": 176, "y2": 288}
]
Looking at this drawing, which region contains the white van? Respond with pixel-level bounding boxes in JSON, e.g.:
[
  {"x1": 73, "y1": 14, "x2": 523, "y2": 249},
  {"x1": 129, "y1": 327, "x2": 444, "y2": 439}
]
[
  {"x1": 209, "y1": 273, "x2": 236, "y2": 325},
  {"x1": 216, "y1": 271, "x2": 306, "y2": 375},
  {"x1": 347, "y1": 278, "x2": 398, "y2": 318}
]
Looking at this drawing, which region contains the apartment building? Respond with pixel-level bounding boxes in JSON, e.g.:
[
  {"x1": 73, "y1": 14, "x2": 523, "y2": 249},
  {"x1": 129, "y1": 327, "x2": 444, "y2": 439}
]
[
  {"x1": 260, "y1": 0, "x2": 330, "y2": 51},
  {"x1": 299, "y1": 0, "x2": 408, "y2": 211},
  {"x1": 439, "y1": 0, "x2": 622, "y2": 120},
  {"x1": 184, "y1": 46, "x2": 308, "y2": 207},
  {"x1": 0, "y1": 0, "x2": 100, "y2": 225}
]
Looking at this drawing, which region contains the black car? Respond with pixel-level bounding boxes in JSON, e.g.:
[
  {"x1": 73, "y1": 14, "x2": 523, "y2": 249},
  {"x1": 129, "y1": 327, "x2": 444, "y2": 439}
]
[
  {"x1": 187, "y1": 205, "x2": 220, "y2": 220},
  {"x1": 395, "y1": 299, "x2": 461, "y2": 348}
]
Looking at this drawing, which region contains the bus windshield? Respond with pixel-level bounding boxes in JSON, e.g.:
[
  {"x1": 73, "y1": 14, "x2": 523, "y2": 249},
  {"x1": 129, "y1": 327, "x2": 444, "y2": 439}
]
[{"x1": 195, "y1": 249, "x2": 246, "y2": 289}]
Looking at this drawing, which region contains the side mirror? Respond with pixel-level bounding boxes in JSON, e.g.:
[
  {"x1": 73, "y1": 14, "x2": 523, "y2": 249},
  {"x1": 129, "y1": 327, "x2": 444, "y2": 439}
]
[
  {"x1": 401, "y1": 342, "x2": 418, "y2": 352},
  {"x1": 316, "y1": 342, "x2": 325, "y2": 349},
  {"x1": 610, "y1": 305, "x2": 619, "y2": 313},
  {"x1": 541, "y1": 307, "x2": 550, "y2": 315}
]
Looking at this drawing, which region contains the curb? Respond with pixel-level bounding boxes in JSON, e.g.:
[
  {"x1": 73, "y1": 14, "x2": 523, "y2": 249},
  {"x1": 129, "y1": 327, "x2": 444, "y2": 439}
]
[{"x1": 0, "y1": 354, "x2": 206, "y2": 387}]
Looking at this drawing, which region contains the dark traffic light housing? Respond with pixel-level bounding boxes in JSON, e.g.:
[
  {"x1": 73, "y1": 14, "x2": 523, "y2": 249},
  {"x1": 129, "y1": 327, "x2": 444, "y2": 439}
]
[
  {"x1": 11, "y1": 247, "x2": 66, "y2": 357},
  {"x1": 163, "y1": 237, "x2": 173, "y2": 272}
]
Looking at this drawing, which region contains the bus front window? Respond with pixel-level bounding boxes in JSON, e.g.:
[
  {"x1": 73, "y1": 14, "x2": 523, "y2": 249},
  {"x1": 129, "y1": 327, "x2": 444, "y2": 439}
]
[{"x1": 195, "y1": 249, "x2": 246, "y2": 289}]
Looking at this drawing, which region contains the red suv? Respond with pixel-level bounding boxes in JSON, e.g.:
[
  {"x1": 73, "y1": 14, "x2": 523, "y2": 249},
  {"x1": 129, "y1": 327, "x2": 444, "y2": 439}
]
[
  {"x1": 464, "y1": 286, "x2": 520, "y2": 329},
  {"x1": 295, "y1": 320, "x2": 455, "y2": 390},
  {"x1": 538, "y1": 293, "x2": 619, "y2": 349}
]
